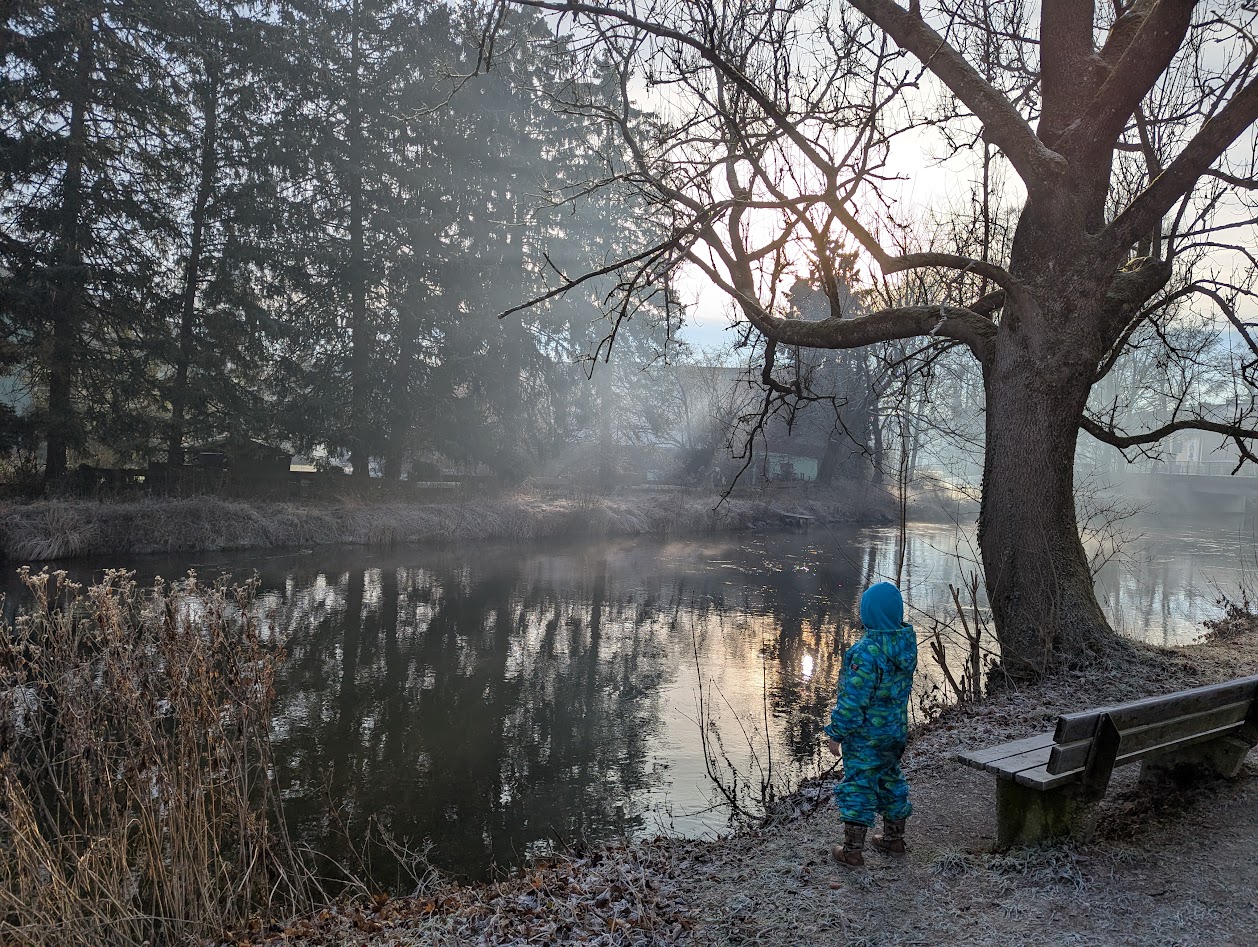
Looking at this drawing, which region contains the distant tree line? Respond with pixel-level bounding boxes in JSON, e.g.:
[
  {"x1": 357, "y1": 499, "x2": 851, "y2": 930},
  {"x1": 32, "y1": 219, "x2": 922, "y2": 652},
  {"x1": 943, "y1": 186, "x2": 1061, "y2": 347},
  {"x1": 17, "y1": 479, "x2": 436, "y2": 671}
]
[{"x1": 0, "y1": 0, "x2": 678, "y2": 484}]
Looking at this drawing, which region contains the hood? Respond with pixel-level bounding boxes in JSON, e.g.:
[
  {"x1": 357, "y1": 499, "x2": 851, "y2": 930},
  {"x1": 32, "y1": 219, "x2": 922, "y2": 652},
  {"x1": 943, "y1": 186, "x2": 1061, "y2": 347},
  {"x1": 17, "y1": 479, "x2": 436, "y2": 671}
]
[{"x1": 860, "y1": 581, "x2": 904, "y2": 631}]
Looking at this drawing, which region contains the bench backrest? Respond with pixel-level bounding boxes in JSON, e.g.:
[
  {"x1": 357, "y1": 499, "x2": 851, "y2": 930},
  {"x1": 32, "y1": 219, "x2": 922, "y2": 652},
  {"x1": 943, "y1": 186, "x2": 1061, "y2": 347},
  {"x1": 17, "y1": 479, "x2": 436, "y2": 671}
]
[{"x1": 1046, "y1": 674, "x2": 1258, "y2": 776}]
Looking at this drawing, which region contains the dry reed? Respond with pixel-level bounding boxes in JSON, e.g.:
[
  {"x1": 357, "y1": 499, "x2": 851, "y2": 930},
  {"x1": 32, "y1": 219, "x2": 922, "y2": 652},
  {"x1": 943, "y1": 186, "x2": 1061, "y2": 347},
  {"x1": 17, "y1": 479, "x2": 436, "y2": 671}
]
[{"x1": 0, "y1": 569, "x2": 316, "y2": 946}]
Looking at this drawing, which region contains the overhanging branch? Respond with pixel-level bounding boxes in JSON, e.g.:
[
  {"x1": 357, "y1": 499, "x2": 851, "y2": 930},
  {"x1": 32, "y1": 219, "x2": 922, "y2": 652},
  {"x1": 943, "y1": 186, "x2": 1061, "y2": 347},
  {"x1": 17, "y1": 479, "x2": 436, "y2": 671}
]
[
  {"x1": 740, "y1": 301, "x2": 996, "y2": 363},
  {"x1": 1081, "y1": 414, "x2": 1258, "y2": 454},
  {"x1": 846, "y1": 0, "x2": 1067, "y2": 192}
]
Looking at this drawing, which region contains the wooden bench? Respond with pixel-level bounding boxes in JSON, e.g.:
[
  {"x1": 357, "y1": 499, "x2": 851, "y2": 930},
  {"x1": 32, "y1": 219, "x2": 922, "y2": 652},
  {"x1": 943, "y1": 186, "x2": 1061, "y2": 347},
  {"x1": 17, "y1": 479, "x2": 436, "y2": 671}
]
[
  {"x1": 780, "y1": 512, "x2": 814, "y2": 529},
  {"x1": 957, "y1": 674, "x2": 1258, "y2": 847}
]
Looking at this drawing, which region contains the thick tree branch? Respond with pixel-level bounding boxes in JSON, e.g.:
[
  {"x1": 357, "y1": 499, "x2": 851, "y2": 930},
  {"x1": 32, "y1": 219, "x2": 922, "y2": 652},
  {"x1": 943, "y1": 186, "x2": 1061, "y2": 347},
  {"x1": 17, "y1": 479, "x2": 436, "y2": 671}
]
[
  {"x1": 1081, "y1": 414, "x2": 1258, "y2": 453},
  {"x1": 846, "y1": 0, "x2": 1067, "y2": 190},
  {"x1": 1098, "y1": 255, "x2": 1174, "y2": 340},
  {"x1": 1038, "y1": 0, "x2": 1103, "y2": 145},
  {"x1": 1064, "y1": 0, "x2": 1196, "y2": 153},
  {"x1": 1096, "y1": 0, "x2": 1154, "y2": 67},
  {"x1": 738, "y1": 301, "x2": 996, "y2": 363},
  {"x1": 1103, "y1": 72, "x2": 1258, "y2": 254},
  {"x1": 967, "y1": 289, "x2": 1006, "y2": 317},
  {"x1": 890, "y1": 253, "x2": 1025, "y2": 301}
]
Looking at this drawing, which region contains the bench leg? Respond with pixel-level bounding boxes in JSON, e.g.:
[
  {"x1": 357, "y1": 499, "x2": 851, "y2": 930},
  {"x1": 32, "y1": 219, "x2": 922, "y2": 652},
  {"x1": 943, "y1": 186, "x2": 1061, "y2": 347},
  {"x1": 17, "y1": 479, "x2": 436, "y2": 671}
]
[
  {"x1": 1139, "y1": 736, "x2": 1252, "y2": 786},
  {"x1": 996, "y1": 779, "x2": 1091, "y2": 849}
]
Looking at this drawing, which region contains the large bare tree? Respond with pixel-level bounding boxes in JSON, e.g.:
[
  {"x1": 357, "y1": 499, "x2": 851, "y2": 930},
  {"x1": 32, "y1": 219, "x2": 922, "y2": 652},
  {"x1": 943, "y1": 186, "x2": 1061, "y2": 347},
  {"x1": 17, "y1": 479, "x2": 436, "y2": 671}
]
[{"x1": 486, "y1": 0, "x2": 1258, "y2": 677}]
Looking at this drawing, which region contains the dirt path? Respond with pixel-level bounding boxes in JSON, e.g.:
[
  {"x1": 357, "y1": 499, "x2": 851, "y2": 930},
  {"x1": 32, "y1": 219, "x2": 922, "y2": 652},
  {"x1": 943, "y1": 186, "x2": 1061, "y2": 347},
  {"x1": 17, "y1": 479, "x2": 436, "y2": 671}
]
[
  {"x1": 670, "y1": 750, "x2": 1257, "y2": 947},
  {"x1": 244, "y1": 633, "x2": 1258, "y2": 947}
]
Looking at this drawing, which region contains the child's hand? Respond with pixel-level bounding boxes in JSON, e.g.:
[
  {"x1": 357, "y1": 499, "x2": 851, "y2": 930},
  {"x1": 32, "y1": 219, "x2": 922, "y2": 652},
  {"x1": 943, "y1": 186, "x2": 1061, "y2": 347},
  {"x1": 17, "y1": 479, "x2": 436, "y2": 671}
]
[{"x1": 826, "y1": 738, "x2": 842, "y2": 758}]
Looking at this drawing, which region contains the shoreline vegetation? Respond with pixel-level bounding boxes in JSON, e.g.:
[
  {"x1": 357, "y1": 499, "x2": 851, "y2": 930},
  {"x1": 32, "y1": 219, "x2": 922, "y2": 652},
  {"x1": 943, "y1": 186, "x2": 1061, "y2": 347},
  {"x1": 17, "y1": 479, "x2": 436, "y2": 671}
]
[{"x1": 0, "y1": 483, "x2": 900, "y2": 563}]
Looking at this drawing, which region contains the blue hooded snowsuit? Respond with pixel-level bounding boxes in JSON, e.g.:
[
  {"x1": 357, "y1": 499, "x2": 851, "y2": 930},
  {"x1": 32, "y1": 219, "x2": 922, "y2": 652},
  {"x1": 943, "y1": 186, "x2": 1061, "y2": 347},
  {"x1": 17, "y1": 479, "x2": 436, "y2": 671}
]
[{"x1": 824, "y1": 582, "x2": 917, "y2": 827}]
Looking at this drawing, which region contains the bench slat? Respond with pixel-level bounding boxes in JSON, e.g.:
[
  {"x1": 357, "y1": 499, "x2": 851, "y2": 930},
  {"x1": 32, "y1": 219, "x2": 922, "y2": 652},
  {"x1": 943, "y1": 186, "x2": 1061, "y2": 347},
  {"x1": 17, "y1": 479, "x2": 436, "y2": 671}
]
[
  {"x1": 1053, "y1": 675, "x2": 1258, "y2": 744},
  {"x1": 1023, "y1": 720, "x2": 1251, "y2": 790},
  {"x1": 983, "y1": 744, "x2": 1053, "y2": 778},
  {"x1": 1013, "y1": 764, "x2": 1078, "y2": 791},
  {"x1": 1047, "y1": 699, "x2": 1253, "y2": 774},
  {"x1": 956, "y1": 733, "x2": 1055, "y2": 770}
]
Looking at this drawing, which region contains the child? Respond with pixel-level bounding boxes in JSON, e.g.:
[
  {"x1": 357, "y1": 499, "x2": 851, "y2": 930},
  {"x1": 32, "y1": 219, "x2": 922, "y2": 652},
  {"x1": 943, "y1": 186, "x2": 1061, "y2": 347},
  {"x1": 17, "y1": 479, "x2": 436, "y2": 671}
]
[{"x1": 824, "y1": 581, "x2": 917, "y2": 868}]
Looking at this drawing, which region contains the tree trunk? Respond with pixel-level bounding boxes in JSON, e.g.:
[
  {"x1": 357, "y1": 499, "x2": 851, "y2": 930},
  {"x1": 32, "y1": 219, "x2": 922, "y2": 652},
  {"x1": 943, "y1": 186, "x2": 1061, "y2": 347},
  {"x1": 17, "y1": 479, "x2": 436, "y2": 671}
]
[
  {"x1": 978, "y1": 303, "x2": 1112, "y2": 679},
  {"x1": 597, "y1": 360, "x2": 613, "y2": 490},
  {"x1": 348, "y1": 0, "x2": 369, "y2": 480},
  {"x1": 45, "y1": 23, "x2": 93, "y2": 482},
  {"x1": 869, "y1": 406, "x2": 884, "y2": 485},
  {"x1": 168, "y1": 60, "x2": 220, "y2": 467},
  {"x1": 384, "y1": 293, "x2": 417, "y2": 480}
]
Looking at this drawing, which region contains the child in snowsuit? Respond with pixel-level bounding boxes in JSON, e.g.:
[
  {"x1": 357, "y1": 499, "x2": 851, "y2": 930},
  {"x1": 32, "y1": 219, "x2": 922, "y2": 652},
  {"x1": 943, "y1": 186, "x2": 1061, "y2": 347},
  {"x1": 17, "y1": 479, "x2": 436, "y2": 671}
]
[{"x1": 824, "y1": 581, "x2": 917, "y2": 867}]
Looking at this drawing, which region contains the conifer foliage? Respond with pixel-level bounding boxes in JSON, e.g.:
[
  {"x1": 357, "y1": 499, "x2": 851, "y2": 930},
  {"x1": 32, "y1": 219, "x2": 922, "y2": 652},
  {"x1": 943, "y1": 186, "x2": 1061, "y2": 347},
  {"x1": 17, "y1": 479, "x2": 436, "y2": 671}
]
[{"x1": 0, "y1": 1, "x2": 677, "y2": 482}]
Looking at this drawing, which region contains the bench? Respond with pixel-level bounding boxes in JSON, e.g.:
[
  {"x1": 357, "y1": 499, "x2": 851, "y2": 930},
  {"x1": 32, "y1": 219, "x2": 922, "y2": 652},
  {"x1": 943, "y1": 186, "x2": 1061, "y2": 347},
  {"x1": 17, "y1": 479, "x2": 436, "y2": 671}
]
[
  {"x1": 780, "y1": 512, "x2": 814, "y2": 529},
  {"x1": 957, "y1": 674, "x2": 1258, "y2": 848}
]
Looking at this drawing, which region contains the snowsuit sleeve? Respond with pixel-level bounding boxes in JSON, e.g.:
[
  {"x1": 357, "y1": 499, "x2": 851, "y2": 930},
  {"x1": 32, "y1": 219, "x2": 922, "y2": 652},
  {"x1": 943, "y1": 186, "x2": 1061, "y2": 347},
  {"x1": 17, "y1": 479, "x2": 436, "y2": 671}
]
[{"x1": 823, "y1": 641, "x2": 879, "y2": 742}]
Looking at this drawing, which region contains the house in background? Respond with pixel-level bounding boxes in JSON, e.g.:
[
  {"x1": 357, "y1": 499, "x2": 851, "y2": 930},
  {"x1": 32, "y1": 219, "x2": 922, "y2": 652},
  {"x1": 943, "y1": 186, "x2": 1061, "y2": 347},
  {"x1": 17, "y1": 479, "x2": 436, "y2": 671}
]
[{"x1": 188, "y1": 437, "x2": 293, "y2": 478}]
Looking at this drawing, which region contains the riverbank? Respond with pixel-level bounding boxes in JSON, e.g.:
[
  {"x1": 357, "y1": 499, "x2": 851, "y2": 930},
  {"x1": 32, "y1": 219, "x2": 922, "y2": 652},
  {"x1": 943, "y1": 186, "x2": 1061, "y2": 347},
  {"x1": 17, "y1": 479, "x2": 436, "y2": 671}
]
[
  {"x1": 0, "y1": 483, "x2": 893, "y2": 562},
  {"x1": 239, "y1": 627, "x2": 1258, "y2": 947}
]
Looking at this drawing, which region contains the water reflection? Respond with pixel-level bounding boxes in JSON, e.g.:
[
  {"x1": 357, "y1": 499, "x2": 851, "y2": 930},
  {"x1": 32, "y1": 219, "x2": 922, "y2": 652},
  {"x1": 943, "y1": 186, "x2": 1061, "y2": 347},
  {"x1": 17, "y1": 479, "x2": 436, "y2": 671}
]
[
  {"x1": 0, "y1": 519, "x2": 1249, "y2": 880},
  {"x1": 270, "y1": 551, "x2": 686, "y2": 881}
]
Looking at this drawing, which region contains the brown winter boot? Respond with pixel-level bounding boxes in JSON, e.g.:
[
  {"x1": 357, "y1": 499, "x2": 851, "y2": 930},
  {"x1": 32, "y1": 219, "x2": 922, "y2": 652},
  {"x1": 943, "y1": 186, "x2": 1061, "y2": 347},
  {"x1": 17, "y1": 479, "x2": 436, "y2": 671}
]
[
  {"x1": 870, "y1": 818, "x2": 907, "y2": 856},
  {"x1": 830, "y1": 823, "x2": 867, "y2": 868}
]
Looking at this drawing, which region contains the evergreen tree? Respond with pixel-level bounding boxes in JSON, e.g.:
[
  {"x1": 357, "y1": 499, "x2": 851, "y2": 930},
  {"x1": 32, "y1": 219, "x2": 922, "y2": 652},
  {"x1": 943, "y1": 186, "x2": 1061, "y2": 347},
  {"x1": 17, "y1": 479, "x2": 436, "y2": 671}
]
[
  {"x1": 0, "y1": 0, "x2": 182, "y2": 478},
  {"x1": 159, "y1": 0, "x2": 289, "y2": 464}
]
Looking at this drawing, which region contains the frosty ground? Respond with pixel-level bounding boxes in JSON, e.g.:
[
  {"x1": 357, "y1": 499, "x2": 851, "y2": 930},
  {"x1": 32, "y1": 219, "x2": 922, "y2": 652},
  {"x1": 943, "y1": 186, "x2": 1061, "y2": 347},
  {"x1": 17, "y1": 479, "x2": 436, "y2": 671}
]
[{"x1": 238, "y1": 624, "x2": 1258, "y2": 946}]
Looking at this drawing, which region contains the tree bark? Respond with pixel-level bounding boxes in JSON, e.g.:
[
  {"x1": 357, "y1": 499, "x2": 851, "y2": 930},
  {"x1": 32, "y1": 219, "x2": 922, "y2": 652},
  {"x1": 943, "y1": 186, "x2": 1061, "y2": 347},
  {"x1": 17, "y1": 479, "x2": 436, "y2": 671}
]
[
  {"x1": 167, "y1": 59, "x2": 220, "y2": 467},
  {"x1": 978, "y1": 290, "x2": 1112, "y2": 679},
  {"x1": 45, "y1": 22, "x2": 93, "y2": 482},
  {"x1": 597, "y1": 358, "x2": 613, "y2": 491}
]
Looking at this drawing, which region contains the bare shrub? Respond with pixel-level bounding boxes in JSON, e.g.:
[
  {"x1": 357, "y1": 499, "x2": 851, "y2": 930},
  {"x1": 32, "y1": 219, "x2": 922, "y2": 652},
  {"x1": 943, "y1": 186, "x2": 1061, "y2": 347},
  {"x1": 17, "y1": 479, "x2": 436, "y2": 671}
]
[
  {"x1": 1203, "y1": 593, "x2": 1258, "y2": 642},
  {"x1": 0, "y1": 569, "x2": 316, "y2": 946},
  {"x1": 926, "y1": 571, "x2": 1000, "y2": 708}
]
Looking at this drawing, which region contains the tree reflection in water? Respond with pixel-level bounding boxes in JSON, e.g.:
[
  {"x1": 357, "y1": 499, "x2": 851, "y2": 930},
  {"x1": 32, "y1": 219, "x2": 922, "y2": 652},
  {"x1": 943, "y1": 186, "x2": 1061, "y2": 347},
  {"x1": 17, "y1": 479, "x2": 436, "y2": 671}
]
[
  {"x1": 263, "y1": 534, "x2": 878, "y2": 882},
  {"x1": 2, "y1": 521, "x2": 1241, "y2": 883}
]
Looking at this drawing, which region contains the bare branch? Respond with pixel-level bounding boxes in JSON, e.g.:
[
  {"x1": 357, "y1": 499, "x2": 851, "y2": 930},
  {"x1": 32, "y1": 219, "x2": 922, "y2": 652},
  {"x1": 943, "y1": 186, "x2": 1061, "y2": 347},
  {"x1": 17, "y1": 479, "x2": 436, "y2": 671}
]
[
  {"x1": 502, "y1": 0, "x2": 843, "y2": 184},
  {"x1": 1104, "y1": 72, "x2": 1258, "y2": 253},
  {"x1": 846, "y1": 0, "x2": 1067, "y2": 190},
  {"x1": 740, "y1": 301, "x2": 996, "y2": 362},
  {"x1": 1206, "y1": 168, "x2": 1258, "y2": 190}
]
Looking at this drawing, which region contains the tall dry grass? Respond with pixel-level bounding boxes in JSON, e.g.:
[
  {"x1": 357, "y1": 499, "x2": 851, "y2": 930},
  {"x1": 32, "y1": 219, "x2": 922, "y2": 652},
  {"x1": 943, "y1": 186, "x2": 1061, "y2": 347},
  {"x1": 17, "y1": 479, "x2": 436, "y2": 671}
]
[
  {"x1": 0, "y1": 569, "x2": 316, "y2": 946},
  {"x1": 0, "y1": 484, "x2": 894, "y2": 562}
]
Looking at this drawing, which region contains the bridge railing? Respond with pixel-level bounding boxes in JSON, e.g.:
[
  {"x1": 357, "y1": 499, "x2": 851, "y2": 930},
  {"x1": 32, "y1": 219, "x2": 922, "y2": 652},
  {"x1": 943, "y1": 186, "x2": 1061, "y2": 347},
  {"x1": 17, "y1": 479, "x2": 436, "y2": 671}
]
[{"x1": 1163, "y1": 460, "x2": 1258, "y2": 478}]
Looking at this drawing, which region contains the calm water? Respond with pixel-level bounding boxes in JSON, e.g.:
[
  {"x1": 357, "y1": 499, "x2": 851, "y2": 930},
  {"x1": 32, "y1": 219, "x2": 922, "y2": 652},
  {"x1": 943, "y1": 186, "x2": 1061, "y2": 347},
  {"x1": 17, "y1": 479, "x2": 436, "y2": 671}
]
[{"x1": 1, "y1": 519, "x2": 1249, "y2": 880}]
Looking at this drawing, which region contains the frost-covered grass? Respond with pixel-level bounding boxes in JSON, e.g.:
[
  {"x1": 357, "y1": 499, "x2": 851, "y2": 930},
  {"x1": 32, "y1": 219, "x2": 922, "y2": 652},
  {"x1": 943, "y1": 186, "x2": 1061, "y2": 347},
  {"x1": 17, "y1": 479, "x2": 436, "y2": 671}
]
[{"x1": 0, "y1": 484, "x2": 894, "y2": 562}]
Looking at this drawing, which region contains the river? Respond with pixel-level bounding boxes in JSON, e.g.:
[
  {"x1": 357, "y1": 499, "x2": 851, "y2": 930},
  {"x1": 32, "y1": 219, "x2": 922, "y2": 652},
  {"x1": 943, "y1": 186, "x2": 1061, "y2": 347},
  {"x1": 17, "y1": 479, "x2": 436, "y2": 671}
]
[{"x1": 1, "y1": 518, "x2": 1250, "y2": 880}]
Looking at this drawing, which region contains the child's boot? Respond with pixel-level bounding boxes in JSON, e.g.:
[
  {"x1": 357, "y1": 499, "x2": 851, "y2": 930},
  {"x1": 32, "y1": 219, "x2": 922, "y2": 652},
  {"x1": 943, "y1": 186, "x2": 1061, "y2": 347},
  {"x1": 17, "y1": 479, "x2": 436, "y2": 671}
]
[
  {"x1": 830, "y1": 822, "x2": 867, "y2": 868},
  {"x1": 870, "y1": 817, "x2": 907, "y2": 856}
]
